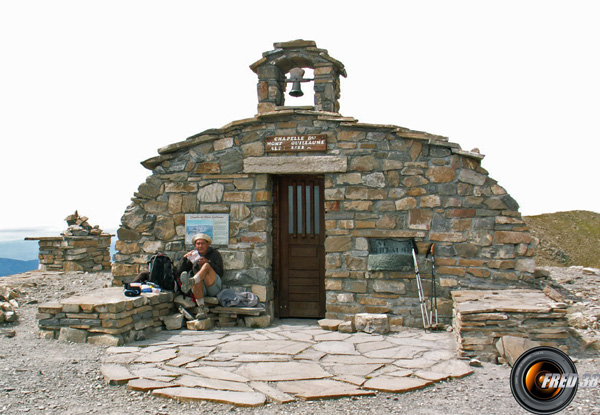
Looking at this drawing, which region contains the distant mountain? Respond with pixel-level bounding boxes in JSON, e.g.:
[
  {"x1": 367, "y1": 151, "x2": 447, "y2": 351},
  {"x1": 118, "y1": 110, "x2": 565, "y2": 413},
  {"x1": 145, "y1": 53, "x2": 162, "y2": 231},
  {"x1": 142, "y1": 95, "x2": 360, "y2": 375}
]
[
  {"x1": 0, "y1": 238, "x2": 117, "y2": 277},
  {"x1": 0, "y1": 239, "x2": 40, "y2": 261},
  {"x1": 0, "y1": 238, "x2": 117, "y2": 261},
  {"x1": 0, "y1": 257, "x2": 38, "y2": 277}
]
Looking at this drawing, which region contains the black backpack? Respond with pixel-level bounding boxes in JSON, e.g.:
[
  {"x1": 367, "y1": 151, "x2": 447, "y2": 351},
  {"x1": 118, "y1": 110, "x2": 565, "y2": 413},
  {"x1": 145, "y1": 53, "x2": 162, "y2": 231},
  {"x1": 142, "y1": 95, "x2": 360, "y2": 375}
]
[{"x1": 147, "y1": 253, "x2": 175, "y2": 291}]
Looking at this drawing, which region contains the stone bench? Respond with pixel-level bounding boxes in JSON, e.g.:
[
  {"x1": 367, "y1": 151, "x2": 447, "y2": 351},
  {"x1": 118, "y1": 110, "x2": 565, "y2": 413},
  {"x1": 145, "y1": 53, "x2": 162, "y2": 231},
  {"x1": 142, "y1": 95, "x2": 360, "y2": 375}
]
[
  {"x1": 451, "y1": 289, "x2": 570, "y2": 362},
  {"x1": 37, "y1": 287, "x2": 176, "y2": 346},
  {"x1": 37, "y1": 289, "x2": 271, "y2": 344},
  {"x1": 202, "y1": 297, "x2": 270, "y2": 328}
]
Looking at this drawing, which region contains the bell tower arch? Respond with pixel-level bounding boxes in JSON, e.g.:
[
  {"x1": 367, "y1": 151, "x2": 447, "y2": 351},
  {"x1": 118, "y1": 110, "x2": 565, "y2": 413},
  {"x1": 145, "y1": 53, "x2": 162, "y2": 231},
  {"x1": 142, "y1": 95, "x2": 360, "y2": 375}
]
[{"x1": 250, "y1": 40, "x2": 347, "y2": 114}]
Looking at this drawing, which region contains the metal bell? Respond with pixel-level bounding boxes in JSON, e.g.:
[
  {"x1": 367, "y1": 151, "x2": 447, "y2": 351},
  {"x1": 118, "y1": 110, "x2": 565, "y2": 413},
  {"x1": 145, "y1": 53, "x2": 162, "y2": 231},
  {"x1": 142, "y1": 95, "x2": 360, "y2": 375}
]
[{"x1": 288, "y1": 68, "x2": 305, "y2": 97}]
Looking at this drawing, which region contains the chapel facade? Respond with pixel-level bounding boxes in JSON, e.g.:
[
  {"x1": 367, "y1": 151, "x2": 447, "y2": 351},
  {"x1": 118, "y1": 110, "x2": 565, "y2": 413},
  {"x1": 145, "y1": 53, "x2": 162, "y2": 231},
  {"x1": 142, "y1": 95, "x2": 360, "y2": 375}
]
[{"x1": 112, "y1": 40, "x2": 535, "y2": 328}]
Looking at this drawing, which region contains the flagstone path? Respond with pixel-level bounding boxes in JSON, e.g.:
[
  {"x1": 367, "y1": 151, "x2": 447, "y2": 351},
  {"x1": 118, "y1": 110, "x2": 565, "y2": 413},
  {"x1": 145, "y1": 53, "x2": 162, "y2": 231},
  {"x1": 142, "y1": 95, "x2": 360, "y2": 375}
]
[{"x1": 100, "y1": 320, "x2": 473, "y2": 407}]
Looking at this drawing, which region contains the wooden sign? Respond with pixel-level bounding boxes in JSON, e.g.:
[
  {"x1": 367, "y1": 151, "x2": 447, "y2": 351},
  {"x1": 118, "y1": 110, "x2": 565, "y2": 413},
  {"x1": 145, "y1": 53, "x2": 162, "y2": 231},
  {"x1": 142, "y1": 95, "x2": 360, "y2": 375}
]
[{"x1": 265, "y1": 135, "x2": 327, "y2": 153}]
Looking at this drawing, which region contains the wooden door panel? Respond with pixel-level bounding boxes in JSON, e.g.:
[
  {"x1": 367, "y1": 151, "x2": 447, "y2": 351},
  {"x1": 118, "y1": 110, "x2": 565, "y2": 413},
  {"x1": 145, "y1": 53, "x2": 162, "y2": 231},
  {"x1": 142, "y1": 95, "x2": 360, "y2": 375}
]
[
  {"x1": 276, "y1": 176, "x2": 325, "y2": 318},
  {"x1": 290, "y1": 249, "x2": 318, "y2": 258},
  {"x1": 289, "y1": 285, "x2": 320, "y2": 301},
  {"x1": 288, "y1": 269, "x2": 320, "y2": 279},
  {"x1": 289, "y1": 293, "x2": 321, "y2": 302},
  {"x1": 288, "y1": 258, "x2": 320, "y2": 270},
  {"x1": 289, "y1": 277, "x2": 320, "y2": 287},
  {"x1": 289, "y1": 302, "x2": 321, "y2": 317},
  {"x1": 289, "y1": 279, "x2": 320, "y2": 289}
]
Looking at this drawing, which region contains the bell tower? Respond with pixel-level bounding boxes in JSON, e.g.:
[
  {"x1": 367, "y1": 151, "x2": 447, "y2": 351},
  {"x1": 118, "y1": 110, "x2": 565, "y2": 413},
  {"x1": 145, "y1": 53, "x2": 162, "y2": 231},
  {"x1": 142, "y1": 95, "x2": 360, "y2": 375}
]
[{"x1": 250, "y1": 40, "x2": 347, "y2": 114}]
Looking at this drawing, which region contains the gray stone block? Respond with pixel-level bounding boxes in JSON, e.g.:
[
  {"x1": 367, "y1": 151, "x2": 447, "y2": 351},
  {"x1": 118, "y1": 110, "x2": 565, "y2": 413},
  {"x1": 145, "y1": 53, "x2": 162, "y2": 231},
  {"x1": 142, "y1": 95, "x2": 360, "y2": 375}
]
[
  {"x1": 58, "y1": 327, "x2": 88, "y2": 343},
  {"x1": 354, "y1": 313, "x2": 390, "y2": 335}
]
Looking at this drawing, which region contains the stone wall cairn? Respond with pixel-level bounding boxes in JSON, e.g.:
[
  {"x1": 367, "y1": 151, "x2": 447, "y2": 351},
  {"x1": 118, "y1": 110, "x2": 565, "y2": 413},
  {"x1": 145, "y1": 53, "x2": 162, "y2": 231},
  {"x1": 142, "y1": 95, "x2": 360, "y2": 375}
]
[{"x1": 27, "y1": 212, "x2": 112, "y2": 273}]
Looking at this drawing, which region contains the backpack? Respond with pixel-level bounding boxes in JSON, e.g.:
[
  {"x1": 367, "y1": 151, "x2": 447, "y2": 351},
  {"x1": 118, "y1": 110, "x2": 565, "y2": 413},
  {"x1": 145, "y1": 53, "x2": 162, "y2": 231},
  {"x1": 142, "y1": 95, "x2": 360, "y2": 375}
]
[
  {"x1": 147, "y1": 253, "x2": 175, "y2": 291},
  {"x1": 217, "y1": 289, "x2": 259, "y2": 307}
]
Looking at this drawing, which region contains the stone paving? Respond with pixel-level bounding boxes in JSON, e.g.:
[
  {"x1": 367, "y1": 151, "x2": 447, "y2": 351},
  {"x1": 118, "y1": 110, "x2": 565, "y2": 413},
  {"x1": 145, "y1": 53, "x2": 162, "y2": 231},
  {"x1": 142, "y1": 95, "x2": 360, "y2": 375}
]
[{"x1": 100, "y1": 320, "x2": 473, "y2": 407}]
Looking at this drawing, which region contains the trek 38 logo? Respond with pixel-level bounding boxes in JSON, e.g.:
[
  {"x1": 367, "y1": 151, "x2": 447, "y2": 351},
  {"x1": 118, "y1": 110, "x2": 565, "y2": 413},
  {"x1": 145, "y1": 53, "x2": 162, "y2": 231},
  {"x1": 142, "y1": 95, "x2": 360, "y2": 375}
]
[{"x1": 510, "y1": 346, "x2": 599, "y2": 415}]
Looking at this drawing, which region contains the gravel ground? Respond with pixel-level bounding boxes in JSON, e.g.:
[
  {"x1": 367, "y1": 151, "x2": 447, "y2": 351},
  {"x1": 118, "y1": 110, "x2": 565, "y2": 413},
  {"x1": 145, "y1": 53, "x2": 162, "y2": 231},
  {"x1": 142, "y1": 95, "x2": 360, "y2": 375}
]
[{"x1": 1, "y1": 268, "x2": 599, "y2": 415}]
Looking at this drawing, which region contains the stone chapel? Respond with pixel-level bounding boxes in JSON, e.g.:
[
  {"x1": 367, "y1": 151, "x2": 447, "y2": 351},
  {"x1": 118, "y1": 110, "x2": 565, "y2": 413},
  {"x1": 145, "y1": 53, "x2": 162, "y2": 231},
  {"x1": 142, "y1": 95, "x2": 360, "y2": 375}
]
[{"x1": 112, "y1": 40, "x2": 536, "y2": 328}]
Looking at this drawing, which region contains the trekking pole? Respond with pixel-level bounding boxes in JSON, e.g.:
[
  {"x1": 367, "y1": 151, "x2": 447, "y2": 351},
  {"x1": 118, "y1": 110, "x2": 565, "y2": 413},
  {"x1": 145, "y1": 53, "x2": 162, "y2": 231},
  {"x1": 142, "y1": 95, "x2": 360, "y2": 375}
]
[
  {"x1": 426, "y1": 243, "x2": 439, "y2": 328},
  {"x1": 410, "y1": 239, "x2": 430, "y2": 329}
]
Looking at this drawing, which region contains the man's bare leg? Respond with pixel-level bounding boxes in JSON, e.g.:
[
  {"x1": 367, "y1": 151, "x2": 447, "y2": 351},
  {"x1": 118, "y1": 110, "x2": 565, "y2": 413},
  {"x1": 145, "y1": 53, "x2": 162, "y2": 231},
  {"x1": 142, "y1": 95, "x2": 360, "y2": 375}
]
[{"x1": 191, "y1": 263, "x2": 217, "y2": 305}]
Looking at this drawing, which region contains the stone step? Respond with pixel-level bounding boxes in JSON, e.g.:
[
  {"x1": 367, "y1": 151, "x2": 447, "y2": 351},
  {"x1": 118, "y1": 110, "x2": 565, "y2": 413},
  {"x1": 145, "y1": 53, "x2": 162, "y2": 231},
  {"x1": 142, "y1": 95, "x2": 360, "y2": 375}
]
[
  {"x1": 152, "y1": 386, "x2": 267, "y2": 407},
  {"x1": 211, "y1": 306, "x2": 265, "y2": 316}
]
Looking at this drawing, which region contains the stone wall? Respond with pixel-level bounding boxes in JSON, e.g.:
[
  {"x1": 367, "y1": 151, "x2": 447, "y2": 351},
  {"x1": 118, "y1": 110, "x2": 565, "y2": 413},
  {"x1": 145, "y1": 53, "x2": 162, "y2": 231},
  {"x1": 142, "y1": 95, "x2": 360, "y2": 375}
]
[
  {"x1": 37, "y1": 287, "x2": 175, "y2": 346},
  {"x1": 113, "y1": 109, "x2": 535, "y2": 327},
  {"x1": 452, "y1": 290, "x2": 569, "y2": 362},
  {"x1": 319, "y1": 123, "x2": 535, "y2": 327},
  {"x1": 26, "y1": 212, "x2": 112, "y2": 272},
  {"x1": 29, "y1": 235, "x2": 112, "y2": 272}
]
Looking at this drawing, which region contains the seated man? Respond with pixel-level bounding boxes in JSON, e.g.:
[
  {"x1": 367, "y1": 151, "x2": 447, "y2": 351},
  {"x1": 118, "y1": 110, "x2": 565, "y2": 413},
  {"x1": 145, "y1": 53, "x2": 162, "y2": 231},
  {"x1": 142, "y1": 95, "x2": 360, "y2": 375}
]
[{"x1": 178, "y1": 233, "x2": 224, "y2": 317}]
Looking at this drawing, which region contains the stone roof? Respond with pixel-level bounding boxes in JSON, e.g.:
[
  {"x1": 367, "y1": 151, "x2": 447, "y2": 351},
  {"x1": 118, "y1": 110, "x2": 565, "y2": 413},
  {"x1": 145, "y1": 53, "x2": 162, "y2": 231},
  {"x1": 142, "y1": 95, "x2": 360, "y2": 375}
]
[
  {"x1": 140, "y1": 111, "x2": 484, "y2": 171},
  {"x1": 250, "y1": 39, "x2": 347, "y2": 77}
]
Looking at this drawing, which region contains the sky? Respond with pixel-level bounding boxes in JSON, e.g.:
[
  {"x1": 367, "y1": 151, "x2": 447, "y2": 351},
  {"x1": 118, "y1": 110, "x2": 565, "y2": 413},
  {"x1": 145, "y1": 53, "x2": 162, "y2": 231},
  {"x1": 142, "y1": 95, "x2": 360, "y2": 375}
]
[{"x1": 1, "y1": 1, "x2": 598, "y2": 243}]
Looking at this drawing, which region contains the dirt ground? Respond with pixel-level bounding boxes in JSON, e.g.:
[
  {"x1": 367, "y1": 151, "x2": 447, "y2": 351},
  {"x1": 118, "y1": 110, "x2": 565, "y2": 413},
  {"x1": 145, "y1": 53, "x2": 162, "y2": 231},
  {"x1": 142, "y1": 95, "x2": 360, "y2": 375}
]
[{"x1": 1, "y1": 267, "x2": 599, "y2": 415}]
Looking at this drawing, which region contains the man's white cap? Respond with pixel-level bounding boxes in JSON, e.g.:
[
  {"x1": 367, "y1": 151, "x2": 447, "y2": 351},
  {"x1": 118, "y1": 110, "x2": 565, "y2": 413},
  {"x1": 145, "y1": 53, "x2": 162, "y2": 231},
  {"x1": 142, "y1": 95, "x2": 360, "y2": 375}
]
[{"x1": 192, "y1": 233, "x2": 212, "y2": 244}]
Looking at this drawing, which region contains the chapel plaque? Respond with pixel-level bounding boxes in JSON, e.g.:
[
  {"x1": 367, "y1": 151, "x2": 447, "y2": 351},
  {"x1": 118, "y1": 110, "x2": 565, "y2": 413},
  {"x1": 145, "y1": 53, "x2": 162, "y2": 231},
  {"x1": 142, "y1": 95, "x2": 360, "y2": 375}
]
[
  {"x1": 265, "y1": 135, "x2": 327, "y2": 153},
  {"x1": 367, "y1": 238, "x2": 414, "y2": 272},
  {"x1": 185, "y1": 214, "x2": 229, "y2": 246}
]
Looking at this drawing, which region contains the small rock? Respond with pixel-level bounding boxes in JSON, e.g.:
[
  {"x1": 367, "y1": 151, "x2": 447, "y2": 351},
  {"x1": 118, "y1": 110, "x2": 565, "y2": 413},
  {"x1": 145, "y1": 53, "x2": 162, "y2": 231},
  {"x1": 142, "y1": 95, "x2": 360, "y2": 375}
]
[
  {"x1": 4, "y1": 311, "x2": 17, "y2": 323},
  {"x1": 0, "y1": 329, "x2": 16, "y2": 338},
  {"x1": 58, "y1": 327, "x2": 88, "y2": 344},
  {"x1": 495, "y1": 336, "x2": 541, "y2": 367},
  {"x1": 318, "y1": 319, "x2": 344, "y2": 331},
  {"x1": 469, "y1": 359, "x2": 483, "y2": 368},
  {"x1": 354, "y1": 314, "x2": 390, "y2": 335},
  {"x1": 174, "y1": 295, "x2": 196, "y2": 309},
  {"x1": 100, "y1": 364, "x2": 138, "y2": 385},
  {"x1": 163, "y1": 313, "x2": 184, "y2": 330},
  {"x1": 338, "y1": 321, "x2": 356, "y2": 333},
  {"x1": 245, "y1": 315, "x2": 271, "y2": 328},
  {"x1": 87, "y1": 334, "x2": 123, "y2": 346},
  {"x1": 186, "y1": 318, "x2": 213, "y2": 331},
  {"x1": 204, "y1": 296, "x2": 219, "y2": 306},
  {"x1": 568, "y1": 312, "x2": 589, "y2": 329},
  {"x1": 534, "y1": 268, "x2": 551, "y2": 278},
  {"x1": 543, "y1": 285, "x2": 564, "y2": 302}
]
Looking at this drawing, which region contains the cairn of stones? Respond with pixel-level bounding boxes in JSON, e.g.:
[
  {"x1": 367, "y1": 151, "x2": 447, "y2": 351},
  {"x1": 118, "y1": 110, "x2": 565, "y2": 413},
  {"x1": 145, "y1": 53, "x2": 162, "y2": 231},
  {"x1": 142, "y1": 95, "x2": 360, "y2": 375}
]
[
  {"x1": 0, "y1": 286, "x2": 19, "y2": 326},
  {"x1": 26, "y1": 211, "x2": 112, "y2": 272}
]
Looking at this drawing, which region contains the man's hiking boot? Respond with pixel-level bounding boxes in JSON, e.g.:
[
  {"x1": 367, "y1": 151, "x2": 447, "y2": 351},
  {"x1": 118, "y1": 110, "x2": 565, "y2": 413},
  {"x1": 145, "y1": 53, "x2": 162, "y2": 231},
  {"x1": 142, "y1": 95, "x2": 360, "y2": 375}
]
[
  {"x1": 179, "y1": 271, "x2": 193, "y2": 294},
  {"x1": 195, "y1": 305, "x2": 209, "y2": 320}
]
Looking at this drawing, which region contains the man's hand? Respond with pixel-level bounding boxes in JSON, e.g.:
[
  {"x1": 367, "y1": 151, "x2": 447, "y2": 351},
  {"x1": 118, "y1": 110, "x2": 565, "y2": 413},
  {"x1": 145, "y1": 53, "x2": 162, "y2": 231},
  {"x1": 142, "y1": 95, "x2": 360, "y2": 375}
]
[{"x1": 184, "y1": 251, "x2": 201, "y2": 263}]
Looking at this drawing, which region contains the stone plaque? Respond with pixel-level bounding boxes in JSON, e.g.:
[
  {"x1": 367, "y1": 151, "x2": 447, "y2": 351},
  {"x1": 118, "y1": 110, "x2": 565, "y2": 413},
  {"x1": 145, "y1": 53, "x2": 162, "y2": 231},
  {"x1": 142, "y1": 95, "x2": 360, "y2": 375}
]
[
  {"x1": 265, "y1": 135, "x2": 327, "y2": 153},
  {"x1": 367, "y1": 239, "x2": 414, "y2": 272}
]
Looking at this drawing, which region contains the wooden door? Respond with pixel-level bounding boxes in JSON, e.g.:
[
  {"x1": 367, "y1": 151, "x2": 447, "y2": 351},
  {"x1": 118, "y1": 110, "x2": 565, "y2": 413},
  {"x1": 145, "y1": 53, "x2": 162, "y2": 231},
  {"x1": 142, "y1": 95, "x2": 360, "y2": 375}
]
[{"x1": 275, "y1": 176, "x2": 325, "y2": 318}]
